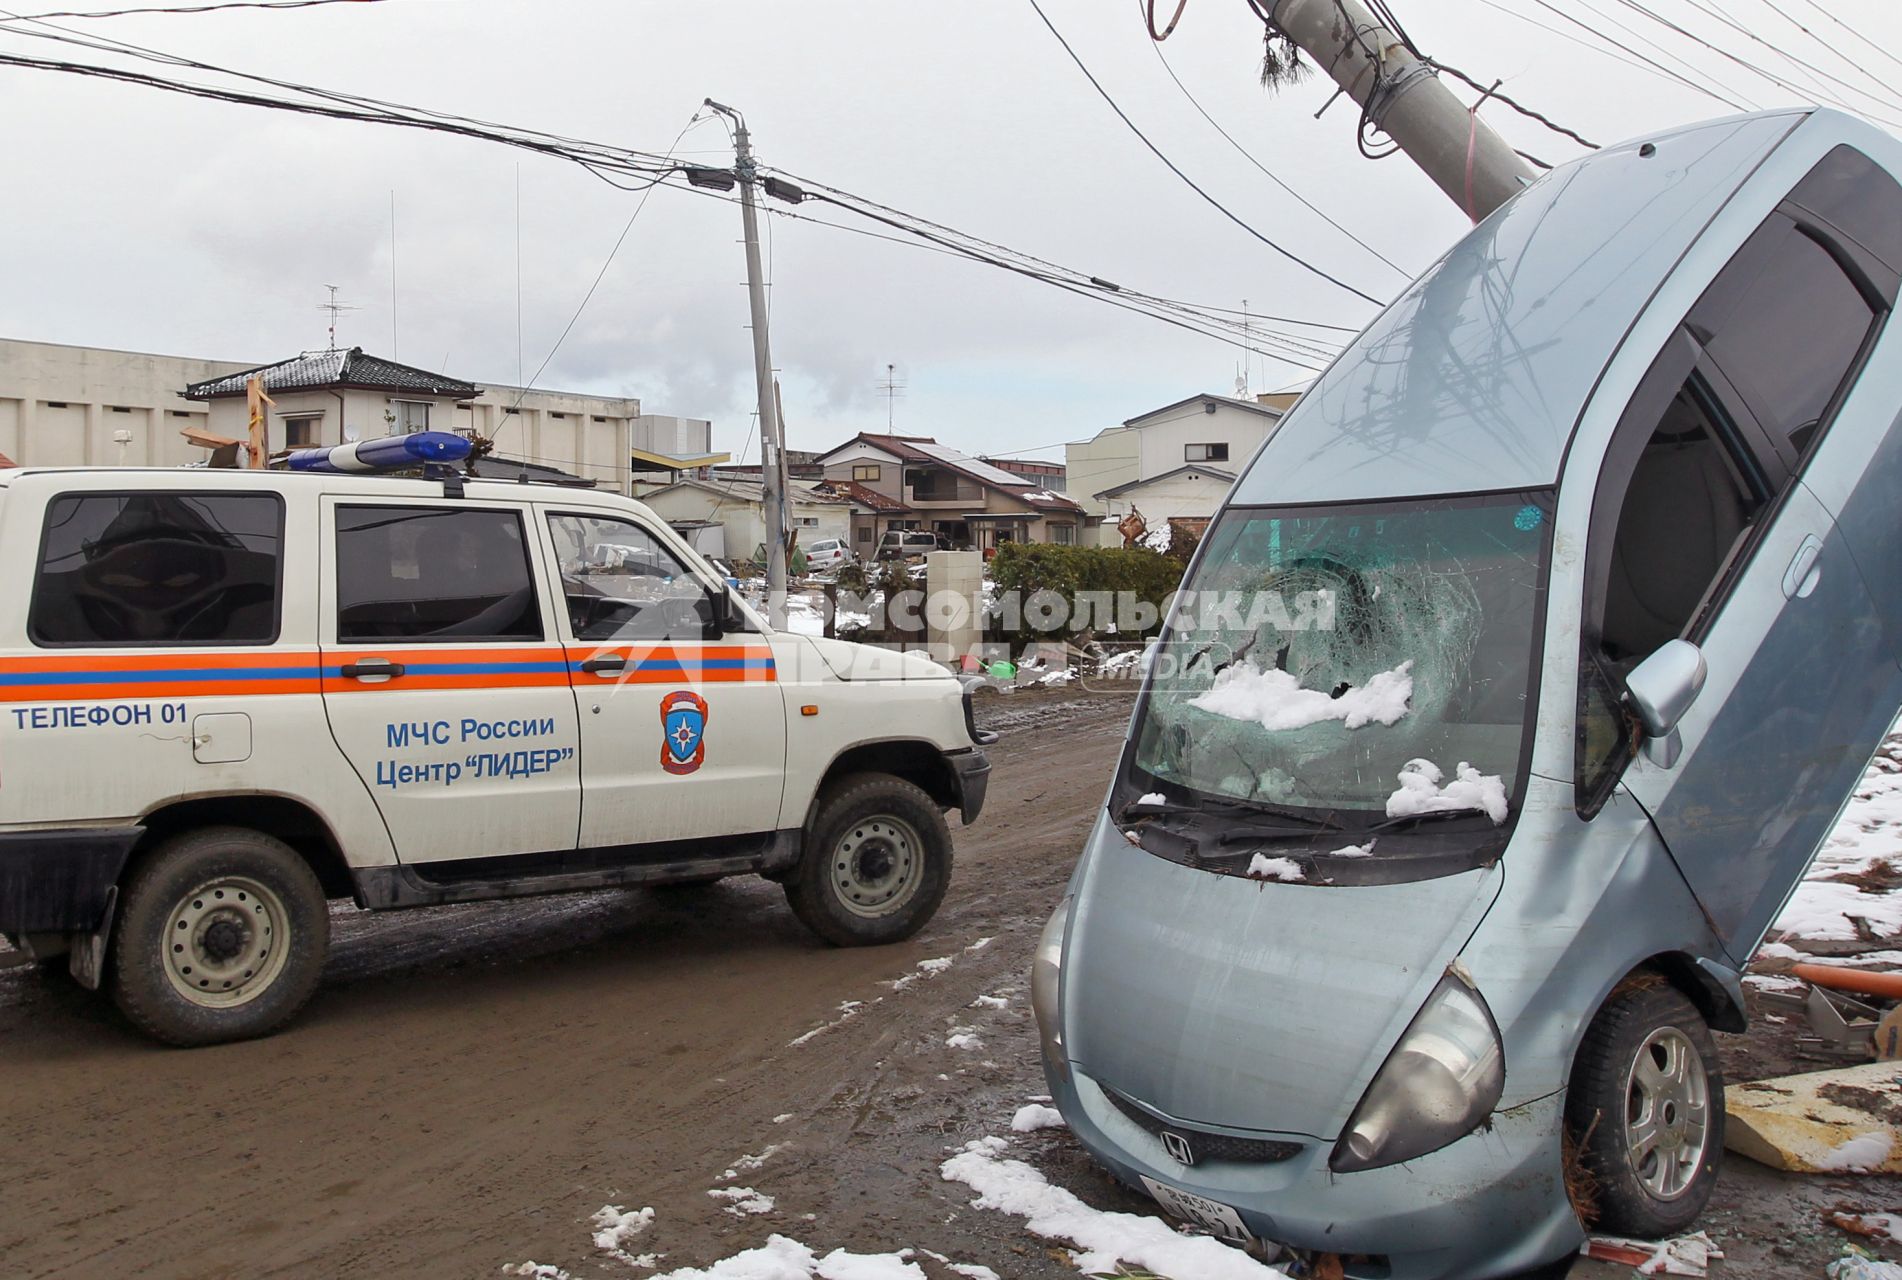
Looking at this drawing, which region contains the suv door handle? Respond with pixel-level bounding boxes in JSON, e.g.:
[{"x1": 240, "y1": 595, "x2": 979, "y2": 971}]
[
  {"x1": 579, "y1": 655, "x2": 627, "y2": 675},
  {"x1": 340, "y1": 658, "x2": 407, "y2": 680},
  {"x1": 1783, "y1": 535, "x2": 1823, "y2": 600}
]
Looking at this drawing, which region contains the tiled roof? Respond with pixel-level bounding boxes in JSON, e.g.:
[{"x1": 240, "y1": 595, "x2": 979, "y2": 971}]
[
  {"x1": 0, "y1": 451, "x2": 16, "y2": 468},
  {"x1": 1021, "y1": 488, "x2": 1087, "y2": 515},
  {"x1": 183, "y1": 347, "x2": 480, "y2": 400}
]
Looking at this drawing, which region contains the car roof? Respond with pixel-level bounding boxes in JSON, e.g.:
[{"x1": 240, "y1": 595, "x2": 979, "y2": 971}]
[
  {"x1": 0, "y1": 465, "x2": 655, "y2": 511},
  {"x1": 1230, "y1": 108, "x2": 1844, "y2": 507}
]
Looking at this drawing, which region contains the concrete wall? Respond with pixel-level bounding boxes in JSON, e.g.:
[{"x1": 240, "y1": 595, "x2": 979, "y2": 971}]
[
  {"x1": 1095, "y1": 467, "x2": 1236, "y2": 539},
  {"x1": 0, "y1": 338, "x2": 246, "y2": 467}
]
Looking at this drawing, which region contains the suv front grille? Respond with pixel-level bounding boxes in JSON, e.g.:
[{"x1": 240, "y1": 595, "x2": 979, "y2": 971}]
[{"x1": 1102, "y1": 1085, "x2": 1305, "y2": 1166}]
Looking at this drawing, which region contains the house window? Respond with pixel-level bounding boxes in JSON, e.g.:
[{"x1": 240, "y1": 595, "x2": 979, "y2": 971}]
[
  {"x1": 856, "y1": 527, "x2": 871, "y2": 542},
  {"x1": 794, "y1": 516, "x2": 819, "y2": 527},
  {"x1": 1051, "y1": 523, "x2": 1076, "y2": 545},
  {"x1": 1186, "y1": 442, "x2": 1229, "y2": 462},
  {"x1": 853, "y1": 464, "x2": 881, "y2": 481},
  {"x1": 392, "y1": 400, "x2": 431, "y2": 433},
  {"x1": 550, "y1": 412, "x2": 567, "y2": 420},
  {"x1": 284, "y1": 415, "x2": 323, "y2": 448}
]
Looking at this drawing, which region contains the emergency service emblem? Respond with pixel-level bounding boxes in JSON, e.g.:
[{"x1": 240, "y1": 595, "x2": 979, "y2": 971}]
[{"x1": 660, "y1": 690, "x2": 709, "y2": 776}]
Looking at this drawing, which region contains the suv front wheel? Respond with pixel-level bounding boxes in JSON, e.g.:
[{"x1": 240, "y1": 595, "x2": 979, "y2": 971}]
[
  {"x1": 110, "y1": 827, "x2": 329, "y2": 1047},
  {"x1": 786, "y1": 774, "x2": 952, "y2": 946}
]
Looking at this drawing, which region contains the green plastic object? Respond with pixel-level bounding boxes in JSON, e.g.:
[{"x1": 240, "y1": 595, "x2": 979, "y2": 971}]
[{"x1": 987, "y1": 660, "x2": 1017, "y2": 679}]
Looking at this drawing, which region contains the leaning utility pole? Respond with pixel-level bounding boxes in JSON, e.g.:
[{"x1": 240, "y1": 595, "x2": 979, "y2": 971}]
[
  {"x1": 706, "y1": 98, "x2": 789, "y2": 627},
  {"x1": 1263, "y1": 0, "x2": 1536, "y2": 220}
]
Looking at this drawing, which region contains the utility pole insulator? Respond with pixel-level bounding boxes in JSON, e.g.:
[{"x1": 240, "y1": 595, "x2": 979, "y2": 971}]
[{"x1": 1265, "y1": 0, "x2": 1537, "y2": 221}]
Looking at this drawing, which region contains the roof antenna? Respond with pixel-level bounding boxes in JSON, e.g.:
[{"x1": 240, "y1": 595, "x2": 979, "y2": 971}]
[
  {"x1": 877, "y1": 362, "x2": 906, "y2": 430},
  {"x1": 318, "y1": 285, "x2": 361, "y2": 353}
]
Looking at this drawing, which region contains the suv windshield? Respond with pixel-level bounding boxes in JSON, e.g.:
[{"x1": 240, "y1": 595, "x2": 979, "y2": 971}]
[{"x1": 1126, "y1": 491, "x2": 1551, "y2": 861}]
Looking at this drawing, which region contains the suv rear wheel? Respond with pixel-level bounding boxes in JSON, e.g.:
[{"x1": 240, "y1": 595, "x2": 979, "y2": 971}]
[
  {"x1": 110, "y1": 827, "x2": 329, "y2": 1047},
  {"x1": 786, "y1": 774, "x2": 951, "y2": 946}
]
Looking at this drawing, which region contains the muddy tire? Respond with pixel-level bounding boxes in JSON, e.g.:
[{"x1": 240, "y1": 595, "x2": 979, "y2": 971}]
[
  {"x1": 785, "y1": 774, "x2": 951, "y2": 946},
  {"x1": 109, "y1": 827, "x2": 328, "y2": 1047},
  {"x1": 1565, "y1": 982, "x2": 1724, "y2": 1237}
]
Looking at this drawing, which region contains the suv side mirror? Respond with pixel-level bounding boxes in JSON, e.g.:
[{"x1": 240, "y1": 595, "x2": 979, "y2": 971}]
[
  {"x1": 1625, "y1": 639, "x2": 1706, "y2": 767},
  {"x1": 708, "y1": 588, "x2": 737, "y2": 638}
]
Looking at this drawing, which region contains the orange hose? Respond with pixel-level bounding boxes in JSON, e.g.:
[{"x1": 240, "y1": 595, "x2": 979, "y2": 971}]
[{"x1": 1792, "y1": 962, "x2": 1902, "y2": 1001}]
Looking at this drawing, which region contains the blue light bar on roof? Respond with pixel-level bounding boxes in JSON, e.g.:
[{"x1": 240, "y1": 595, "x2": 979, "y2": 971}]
[{"x1": 284, "y1": 431, "x2": 473, "y2": 474}]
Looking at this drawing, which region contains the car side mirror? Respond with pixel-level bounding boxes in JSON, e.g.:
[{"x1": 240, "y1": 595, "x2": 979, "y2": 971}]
[{"x1": 1625, "y1": 639, "x2": 1706, "y2": 768}]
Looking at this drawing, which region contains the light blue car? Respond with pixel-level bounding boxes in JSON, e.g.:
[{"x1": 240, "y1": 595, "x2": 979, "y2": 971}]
[{"x1": 1034, "y1": 106, "x2": 1902, "y2": 1279}]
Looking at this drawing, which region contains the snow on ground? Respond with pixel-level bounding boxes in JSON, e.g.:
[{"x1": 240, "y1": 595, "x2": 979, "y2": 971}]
[
  {"x1": 642, "y1": 1235, "x2": 927, "y2": 1280},
  {"x1": 1190, "y1": 660, "x2": 1413, "y2": 732},
  {"x1": 1010, "y1": 1104, "x2": 1066, "y2": 1133},
  {"x1": 1771, "y1": 738, "x2": 1902, "y2": 945},
  {"x1": 720, "y1": 1145, "x2": 789, "y2": 1179},
  {"x1": 969, "y1": 994, "x2": 1008, "y2": 1010},
  {"x1": 1245, "y1": 854, "x2": 1304, "y2": 882},
  {"x1": 940, "y1": 1135, "x2": 1288, "y2": 1279},
  {"x1": 1385, "y1": 757, "x2": 1509, "y2": 825},
  {"x1": 708, "y1": 1186, "x2": 777, "y2": 1217},
  {"x1": 1816, "y1": 1131, "x2": 1894, "y2": 1173},
  {"x1": 945, "y1": 1027, "x2": 983, "y2": 1051}
]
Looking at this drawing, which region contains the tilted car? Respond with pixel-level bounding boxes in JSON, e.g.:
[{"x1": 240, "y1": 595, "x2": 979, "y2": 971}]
[
  {"x1": 1034, "y1": 107, "x2": 1902, "y2": 1279},
  {"x1": 0, "y1": 460, "x2": 991, "y2": 1045}
]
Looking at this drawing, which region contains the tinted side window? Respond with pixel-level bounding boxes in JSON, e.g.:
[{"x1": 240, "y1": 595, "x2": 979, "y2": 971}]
[
  {"x1": 30, "y1": 491, "x2": 283, "y2": 646},
  {"x1": 336, "y1": 505, "x2": 541, "y2": 642},
  {"x1": 1687, "y1": 217, "x2": 1876, "y2": 461},
  {"x1": 1788, "y1": 145, "x2": 1902, "y2": 275}
]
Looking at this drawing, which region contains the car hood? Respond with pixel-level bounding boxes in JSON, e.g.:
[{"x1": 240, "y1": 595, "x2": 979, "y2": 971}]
[
  {"x1": 1062, "y1": 812, "x2": 1504, "y2": 1139},
  {"x1": 802, "y1": 636, "x2": 952, "y2": 683}
]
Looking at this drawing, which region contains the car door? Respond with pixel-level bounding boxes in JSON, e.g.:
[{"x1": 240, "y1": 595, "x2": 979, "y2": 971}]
[
  {"x1": 1577, "y1": 168, "x2": 1897, "y2": 962},
  {"x1": 318, "y1": 496, "x2": 582, "y2": 863},
  {"x1": 542, "y1": 508, "x2": 790, "y2": 848}
]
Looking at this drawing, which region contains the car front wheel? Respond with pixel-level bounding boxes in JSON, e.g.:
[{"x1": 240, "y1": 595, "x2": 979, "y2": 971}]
[{"x1": 1566, "y1": 980, "x2": 1724, "y2": 1237}]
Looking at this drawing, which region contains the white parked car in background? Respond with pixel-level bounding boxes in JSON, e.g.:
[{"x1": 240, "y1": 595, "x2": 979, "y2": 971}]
[{"x1": 803, "y1": 537, "x2": 854, "y2": 573}]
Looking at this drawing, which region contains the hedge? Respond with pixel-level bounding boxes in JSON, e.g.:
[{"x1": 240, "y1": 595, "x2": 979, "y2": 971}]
[{"x1": 989, "y1": 542, "x2": 1188, "y2": 643}]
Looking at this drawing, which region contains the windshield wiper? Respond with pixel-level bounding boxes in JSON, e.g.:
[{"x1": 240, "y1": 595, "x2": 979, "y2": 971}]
[
  {"x1": 1364, "y1": 807, "x2": 1501, "y2": 834},
  {"x1": 1121, "y1": 795, "x2": 1340, "y2": 832}
]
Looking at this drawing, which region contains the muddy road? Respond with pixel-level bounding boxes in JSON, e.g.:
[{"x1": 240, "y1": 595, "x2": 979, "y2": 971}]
[{"x1": 1, "y1": 688, "x2": 1896, "y2": 1279}]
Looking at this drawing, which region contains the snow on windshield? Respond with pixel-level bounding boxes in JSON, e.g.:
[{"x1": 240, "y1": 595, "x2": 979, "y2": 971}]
[
  {"x1": 1386, "y1": 757, "x2": 1509, "y2": 824},
  {"x1": 1130, "y1": 494, "x2": 1548, "y2": 824},
  {"x1": 1191, "y1": 659, "x2": 1413, "y2": 731}
]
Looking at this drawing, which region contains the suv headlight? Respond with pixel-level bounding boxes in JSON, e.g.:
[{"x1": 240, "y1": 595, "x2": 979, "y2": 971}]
[
  {"x1": 1330, "y1": 967, "x2": 1505, "y2": 1173},
  {"x1": 1031, "y1": 896, "x2": 1073, "y2": 1082}
]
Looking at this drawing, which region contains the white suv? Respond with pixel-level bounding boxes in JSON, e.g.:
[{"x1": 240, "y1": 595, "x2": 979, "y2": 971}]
[{"x1": 0, "y1": 465, "x2": 992, "y2": 1045}]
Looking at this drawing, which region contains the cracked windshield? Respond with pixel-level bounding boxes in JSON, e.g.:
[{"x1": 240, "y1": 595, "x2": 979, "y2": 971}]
[{"x1": 1131, "y1": 492, "x2": 1552, "y2": 830}]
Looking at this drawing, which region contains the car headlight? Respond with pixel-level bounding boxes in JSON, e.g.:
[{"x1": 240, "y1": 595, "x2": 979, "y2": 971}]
[
  {"x1": 1330, "y1": 967, "x2": 1505, "y2": 1173},
  {"x1": 1032, "y1": 895, "x2": 1073, "y2": 1081}
]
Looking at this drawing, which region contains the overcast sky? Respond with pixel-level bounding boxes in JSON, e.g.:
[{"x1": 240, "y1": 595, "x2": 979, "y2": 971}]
[{"x1": 4, "y1": 0, "x2": 1899, "y2": 464}]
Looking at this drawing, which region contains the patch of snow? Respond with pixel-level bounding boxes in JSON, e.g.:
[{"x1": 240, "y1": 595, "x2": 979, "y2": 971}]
[
  {"x1": 1385, "y1": 757, "x2": 1508, "y2": 825},
  {"x1": 592, "y1": 1205, "x2": 656, "y2": 1262},
  {"x1": 1138, "y1": 524, "x2": 1172, "y2": 553},
  {"x1": 1135, "y1": 792, "x2": 1166, "y2": 807},
  {"x1": 728, "y1": 1144, "x2": 788, "y2": 1175},
  {"x1": 1826, "y1": 1254, "x2": 1902, "y2": 1280},
  {"x1": 1740, "y1": 974, "x2": 1805, "y2": 993},
  {"x1": 1774, "y1": 735, "x2": 1902, "y2": 944},
  {"x1": 965, "y1": 937, "x2": 992, "y2": 952},
  {"x1": 1245, "y1": 854, "x2": 1304, "y2": 882},
  {"x1": 941, "y1": 1137, "x2": 1286, "y2": 1279},
  {"x1": 1753, "y1": 941, "x2": 1807, "y2": 962},
  {"x1": 1036, "y1": 668, "x2": 1077, "y2": 687},
  {"x1": 708, "y1": 1187, "x2": 777, "y2": 1217},
  {"x1": 1189, "y1": 660, "x2": 1412, "y2": 732},
  {"x1": 970, "y1": 994, "x2": 1008, "y2": 1010},
  {"x1": 773, "y1": 1113, "x2": 795, "y2": 1125},
  {"x1": 647, "y1": 1235, "x2": 924, "y2": 1280},
  {"x1": 789, "y1": 999, "x2": 873, "y2": 1048},
  {"x1": 505, "y1": 1265, "x2": 571, "y2": 1279},
  {"x1": 888, "y1": 956, "x2": 955, "y2": 993},
  {"x1": 947, "y1": 1267, "x2": 1001, "y2": 1280},
  {"x1": 1010, "y1": 1104, "x2": 1066, "y2": 1133},
  {"x1": 1816, "y1": 1130, "x2": 1893, "y2": 1173},
  {"x1": 946, "y1": 1028, "x2": 983, "y2": 1051},
  {"x1": 1327, "y1": 842, "x2": 1375, "y2": 858}
]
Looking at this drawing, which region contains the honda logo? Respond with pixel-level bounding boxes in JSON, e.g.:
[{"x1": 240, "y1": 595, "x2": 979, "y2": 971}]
[{"x1": 1160, "y1": 1129, "x2": 1195, "y2": 1166}]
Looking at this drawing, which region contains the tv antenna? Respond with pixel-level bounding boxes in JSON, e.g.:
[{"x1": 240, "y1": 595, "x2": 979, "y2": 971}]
[
  {"x1": 876, "y1": 362, "x2": 906, "y2": 430},
  {"x1": 318, "y1": 284, "x2": 362, "y2": 353}
]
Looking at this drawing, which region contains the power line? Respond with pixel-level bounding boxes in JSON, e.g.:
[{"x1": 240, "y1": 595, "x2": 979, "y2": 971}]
[
  {"x1": 0, "y1": 32, "x2": 1351, "y2": 371},
  {"x1": 1524, "y1": 0, "x2": 1754, "y2": 111},
  {"x1": 1137, "y1": 0, "x2": 1411, "y2": 278},
  {"x1": 1791, "y1": 0, "x2": 1902, "y2": 86},
  {"x1": 1759, "y1": 0, "x2": 1901, "y2": 103},
  {"x1": 1469, "y1": 0, "x2": 1741, "y2": 99},
  {"x1": 11, "y1": 0, "x2": 376, "y2": 16},
  {"x1": 1023, "y1": 0, "x2": 1386, "y2": 306}
]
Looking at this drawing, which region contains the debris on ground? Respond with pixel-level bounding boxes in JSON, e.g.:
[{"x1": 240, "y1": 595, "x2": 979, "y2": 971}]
[
  {"x1": 1827, "y1": 1245, "x2": 1902, "y2": 1279},
  {"x1": 1581, "y1": 1231, "x2": 1721, "y2": 1275},
  {"x1": 1726, "y1": 1062, "x2": 1902, "y2": 1173}
]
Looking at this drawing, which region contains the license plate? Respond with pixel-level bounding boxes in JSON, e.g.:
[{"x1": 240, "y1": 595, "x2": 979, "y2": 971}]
[{"x1": 1139, "y1": 1175, "x2": 1256, "y2": 1245}]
